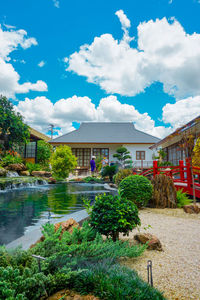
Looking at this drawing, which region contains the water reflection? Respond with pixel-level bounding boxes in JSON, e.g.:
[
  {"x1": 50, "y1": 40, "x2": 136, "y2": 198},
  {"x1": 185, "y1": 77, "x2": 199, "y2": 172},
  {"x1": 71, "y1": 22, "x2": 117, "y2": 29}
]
[{"x1": 0, "y1": 183, "x2": 110, "y2": 245}]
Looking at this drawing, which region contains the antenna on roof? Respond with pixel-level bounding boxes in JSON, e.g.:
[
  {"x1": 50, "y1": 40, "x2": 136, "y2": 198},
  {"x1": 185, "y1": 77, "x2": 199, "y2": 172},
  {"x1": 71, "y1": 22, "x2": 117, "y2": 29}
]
[{"x1": 48, "y1": 124, "x2": 55, "y2": 139}]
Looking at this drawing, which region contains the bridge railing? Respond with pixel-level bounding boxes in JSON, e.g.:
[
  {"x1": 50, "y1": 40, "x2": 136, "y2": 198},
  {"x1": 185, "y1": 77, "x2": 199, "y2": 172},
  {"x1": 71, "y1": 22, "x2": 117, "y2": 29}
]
[{"x1": 140, "y1": 160, "x2": 200, "y2": 198}]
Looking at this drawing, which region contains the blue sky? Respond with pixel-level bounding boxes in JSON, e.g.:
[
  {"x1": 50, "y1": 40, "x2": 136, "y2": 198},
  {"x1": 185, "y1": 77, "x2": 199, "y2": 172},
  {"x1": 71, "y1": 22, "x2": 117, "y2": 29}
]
[{"x1": 0, "y1": 0, "x2": 200, "y2": 138}]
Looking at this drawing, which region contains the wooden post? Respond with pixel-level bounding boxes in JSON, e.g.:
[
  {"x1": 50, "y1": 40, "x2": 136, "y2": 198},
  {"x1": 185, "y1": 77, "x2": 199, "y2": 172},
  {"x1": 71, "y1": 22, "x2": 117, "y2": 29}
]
[
  {"x1": 179, "y1": 160, "x2": 184, "y2": 181},
  {"x1": 186, "y1": 159, "x2": 192, "y2": 190},
  {"x1": 153, "y1": 161, "x2": 158, "y2": 177}
]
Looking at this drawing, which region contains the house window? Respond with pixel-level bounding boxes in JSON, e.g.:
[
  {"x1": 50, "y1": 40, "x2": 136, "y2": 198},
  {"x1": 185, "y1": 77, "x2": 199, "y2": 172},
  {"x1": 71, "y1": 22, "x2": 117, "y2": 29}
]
[
  {"x1": 136, "y1": 151, "x2": 145, "y2": 160},
  {"x1": 72, "y1": 148, "x2": 91, "y2": 167},
  {"x1": 25, "y1": 142, "x2": 36, "y2": 158},
  {"x1": 93, "y1": 148, "x2": 109, "y2": 159}
]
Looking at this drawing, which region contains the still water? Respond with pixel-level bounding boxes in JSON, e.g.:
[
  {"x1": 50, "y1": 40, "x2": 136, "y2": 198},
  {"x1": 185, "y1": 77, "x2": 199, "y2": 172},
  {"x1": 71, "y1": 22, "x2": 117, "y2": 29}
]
[{"x1": 0, "y1": 182, "x2": 110, "y2": 245}]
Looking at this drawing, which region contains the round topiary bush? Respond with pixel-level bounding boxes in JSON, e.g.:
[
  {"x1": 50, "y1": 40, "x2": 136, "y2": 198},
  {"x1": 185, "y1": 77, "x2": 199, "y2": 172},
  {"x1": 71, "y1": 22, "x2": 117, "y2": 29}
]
[
  {"x1": 119, "y1": 175, "x2": 153, "y2": 207},
  {"x1": 90, "y1": 194, "x2": 140, "y2": 241}
]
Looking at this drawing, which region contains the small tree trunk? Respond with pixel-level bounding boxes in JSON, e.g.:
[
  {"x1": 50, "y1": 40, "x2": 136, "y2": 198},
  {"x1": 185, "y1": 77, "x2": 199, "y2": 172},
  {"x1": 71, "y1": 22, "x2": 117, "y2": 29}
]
[{"x1": 112, "y1": 231, "x2": 119, "y2": 242}]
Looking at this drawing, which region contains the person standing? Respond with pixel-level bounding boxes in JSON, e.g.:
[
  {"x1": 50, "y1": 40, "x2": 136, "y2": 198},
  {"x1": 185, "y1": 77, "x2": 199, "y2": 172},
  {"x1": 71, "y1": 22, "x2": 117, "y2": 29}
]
[{"x1": 90, "y1": 156, "x2": 96, "y2": 175}]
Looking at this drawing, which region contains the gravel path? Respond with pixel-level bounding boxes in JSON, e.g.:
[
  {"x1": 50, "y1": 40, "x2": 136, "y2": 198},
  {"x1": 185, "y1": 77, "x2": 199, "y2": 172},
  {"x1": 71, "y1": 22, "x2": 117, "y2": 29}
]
[{"x1": 120, "y1": 208, "x2": 200, "y2": 300}]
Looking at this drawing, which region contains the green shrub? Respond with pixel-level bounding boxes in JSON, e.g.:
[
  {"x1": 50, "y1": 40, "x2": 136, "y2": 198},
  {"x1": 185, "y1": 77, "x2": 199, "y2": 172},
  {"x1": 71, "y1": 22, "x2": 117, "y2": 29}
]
[
  {"x1": 95, "y1": 156, "x2": 103, "y2": 172},
  {"x1": 73, "y1": 262, "x2": 165, "y2": 300},
  {"x1": 114, "y1": 168, "x2": 133, "y2": 186},
  {"x1": 177, "y1": 189, "x2": 192, "y2": 208},
  {"x1": 90, "y1": 194, "x2": 140, "y2": 241},
  {"x1": 83, "y1": 176, "x2": 103, "y2": 183},
  {"x1": 119, "y1": 175, "x2": 153, "y2": 207},
  {"x1": 101, "y1": 165, "x2": 118, "y2": 181},
  {"x1": 26, "y1": 162, "x2": 42, "y2": 174},
  {"x1": 37, "y1": 140, "x2": 53, "y2": 166},
  {"x1": 0, "y1": 221, "x2": 164, "y2": 299},
  {"x1": 2, "y1": 154, "x2": 22, "y2": 166},
  {"x1": 50, "y1": 145, "x2": 77, "y2": 179}
]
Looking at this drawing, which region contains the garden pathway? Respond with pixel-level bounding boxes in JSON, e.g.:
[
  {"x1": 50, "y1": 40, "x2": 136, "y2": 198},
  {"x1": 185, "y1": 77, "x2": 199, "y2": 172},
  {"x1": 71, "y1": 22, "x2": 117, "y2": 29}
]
[{"x1": 120, "y1": 208, "x2": 200, "y2": 300}]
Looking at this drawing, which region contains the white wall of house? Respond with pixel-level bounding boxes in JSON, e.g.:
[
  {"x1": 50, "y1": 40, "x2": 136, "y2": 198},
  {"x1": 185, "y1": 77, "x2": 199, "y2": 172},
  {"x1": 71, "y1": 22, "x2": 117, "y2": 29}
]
[
  {"x1": 63, "y1": 143, "x2": 154, "y2": 168},
  {"x1": 124, "y1": 144, "x2": 154, "y2": 168}
]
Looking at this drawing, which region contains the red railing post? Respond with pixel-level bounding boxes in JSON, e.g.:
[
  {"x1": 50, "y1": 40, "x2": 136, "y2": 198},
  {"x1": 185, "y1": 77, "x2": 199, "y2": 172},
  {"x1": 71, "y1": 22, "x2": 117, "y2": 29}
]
[
  {"x1": 179, "y1": 160, "x2": 184, "y2": 181},
  {"x1": 153, "y1": 161, "x2": 158, "y2": 178},
  {"x1": 186, "y1": 159, "x2": 192, "y2": 190}
]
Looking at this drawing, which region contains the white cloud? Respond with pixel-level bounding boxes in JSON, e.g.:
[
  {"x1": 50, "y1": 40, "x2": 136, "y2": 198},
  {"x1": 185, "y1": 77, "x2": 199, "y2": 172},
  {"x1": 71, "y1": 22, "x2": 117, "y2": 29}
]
[
  {"x1": 53, "y1": 0, "x2": 59, "y2": 8},
  {"x1": 15, "y1": 95, "x2": 172, "y2": 138},
  {"x1": 162, "y1": 96, "x2": 200, "y2": 128},
  {"x1": 0, "y1": 25, "x2": 47, "y2": 98},
  {"x1": 38, "y1": 60, "x2": 45, "y2": 67},
  {"x1": 66, "y1": 12, "x2": 200, "y2": 99}
]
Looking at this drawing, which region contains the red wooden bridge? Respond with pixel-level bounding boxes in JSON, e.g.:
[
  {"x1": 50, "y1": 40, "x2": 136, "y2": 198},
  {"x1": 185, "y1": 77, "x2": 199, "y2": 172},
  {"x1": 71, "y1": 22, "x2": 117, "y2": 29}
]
[{"x1": 140, "y1": 160, "x2": 200, "y2": 198}]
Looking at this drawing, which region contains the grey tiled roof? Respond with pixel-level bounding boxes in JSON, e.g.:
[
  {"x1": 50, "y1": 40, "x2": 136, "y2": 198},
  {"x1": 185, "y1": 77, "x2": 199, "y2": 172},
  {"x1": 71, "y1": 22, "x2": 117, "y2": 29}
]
[{"x1": 50, "y1": 122, "x2": 160, "y2": 144}]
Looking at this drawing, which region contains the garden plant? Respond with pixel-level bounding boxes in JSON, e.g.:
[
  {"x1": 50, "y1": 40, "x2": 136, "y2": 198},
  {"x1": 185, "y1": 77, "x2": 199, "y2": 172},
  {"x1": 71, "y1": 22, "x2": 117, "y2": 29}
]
[
  {"x1": 0, "y1": 221, "x2": 165, "y2": 299},
  {"x1": 50, "y1": 145, "x2": 77, "y2": 179},
  {"x1": 90, "y1": 194, "x2": 141, "y2": 241},
  {"x1": 119, "y1": 175, "x2": 153, "y2": 207},
  {"x1": 113, "y1": 146, "x2": 132, "y2": 168},
  {"x1": 114, "y1": 168, "x2": 133, "y2": 186}
]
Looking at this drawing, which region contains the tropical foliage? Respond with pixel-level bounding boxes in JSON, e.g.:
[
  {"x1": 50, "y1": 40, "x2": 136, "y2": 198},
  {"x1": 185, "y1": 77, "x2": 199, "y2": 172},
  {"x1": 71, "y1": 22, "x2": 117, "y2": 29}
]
[
  {"x1": 37, "y1": 140, "x2": 53, "y2": 166},
  {"x1": 101, "y1": 165, "x2": 118, "y2": 181},
  {"x1": 0, "y1": 96, "x2": 30, "y2": 151},
  {"x1": 176, "y1": 189, "x2": 192, "y2": 208},
  {"x1": 50, "y1": 145, "x2": 77, "y2": 179}
]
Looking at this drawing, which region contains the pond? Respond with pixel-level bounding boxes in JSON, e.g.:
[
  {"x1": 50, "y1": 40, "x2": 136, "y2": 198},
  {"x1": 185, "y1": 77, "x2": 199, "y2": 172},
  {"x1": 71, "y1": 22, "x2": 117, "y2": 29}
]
[{"x1": 0, "y1": 182, "x2": 112, "y2": 245}]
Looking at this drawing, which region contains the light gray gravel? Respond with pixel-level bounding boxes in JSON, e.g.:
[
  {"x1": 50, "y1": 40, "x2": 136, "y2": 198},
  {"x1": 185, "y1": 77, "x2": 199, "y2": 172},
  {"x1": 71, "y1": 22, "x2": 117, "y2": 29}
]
[{"x1": 121, "y1": 208, "x2": 200, "y2": 300}]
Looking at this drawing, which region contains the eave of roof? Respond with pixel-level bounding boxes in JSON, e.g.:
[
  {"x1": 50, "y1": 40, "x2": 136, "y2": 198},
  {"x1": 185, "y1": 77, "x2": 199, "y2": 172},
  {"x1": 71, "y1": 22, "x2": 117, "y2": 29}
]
[
  {"x1": 49, "y1": 122, "x2": 160, "y2": 144},
  {"x1": 150, "y1": 115, "x2": 200, "y2": 149},
  {"x1": 29, "y1": 127, "x2": 50, "y2": 142}
]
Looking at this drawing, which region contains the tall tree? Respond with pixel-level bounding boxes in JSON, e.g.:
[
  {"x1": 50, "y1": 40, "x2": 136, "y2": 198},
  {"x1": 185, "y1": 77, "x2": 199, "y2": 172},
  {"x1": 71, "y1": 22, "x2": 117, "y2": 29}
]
[{"x1": 0, "y1": 95, "x2": 30, "y2": 151}]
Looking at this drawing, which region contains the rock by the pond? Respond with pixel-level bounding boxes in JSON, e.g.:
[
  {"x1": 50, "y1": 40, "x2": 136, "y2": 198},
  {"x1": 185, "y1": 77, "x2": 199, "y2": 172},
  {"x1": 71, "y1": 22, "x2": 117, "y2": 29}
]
[
  {"x1": 20, "y1": 170, "x2": 30, "y2": 176},
  {"x1": 31, "y1": 170, "x2": 52, "y2": 177},
  {"x1": 109, "y1": 183, "x2": 117, "y2": 189},
  {"x1": 30, "y1": 218, "x2": 79, "y2": 248},
  {"x1": 7, "y1": 163, "x2": 26, "y2": 172},
  {"x1": 183, "y1": 204, "x2": 200, "y2": 214},
  {"x1": 0, "y1": 167, "x2": 7, "y2": 176},
  {"x1": 54, "y1": 218, "x2": 80, "y2": 236},
  {"x1": 48, "y1": 177, "x2": 56, "y2": 184},
  {"x1": 46, "y1": 289, "x2": 99, "y2": 300},
  {"x1": 134, "y1": 233, "x2": 163, "y2": 251}
]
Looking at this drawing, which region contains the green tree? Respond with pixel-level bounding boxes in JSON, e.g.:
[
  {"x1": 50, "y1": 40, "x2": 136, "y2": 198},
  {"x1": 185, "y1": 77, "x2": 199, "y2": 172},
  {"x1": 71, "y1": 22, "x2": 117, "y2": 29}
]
[
  {"x1": 113, "y1": 146, "x2": 132, "y2": 168},
  {"x1": 0, "y1": 95, "x2": 30, "y2": 151},
  {"x1": 50, "y1": 145, "x2": 77, "y2": 179},
  {"x1": 37, "y1": 140, "x2": 53, "y2": 166},
  {"x1": 90, "y1": 194, "x2": 141, "y2": 242}
]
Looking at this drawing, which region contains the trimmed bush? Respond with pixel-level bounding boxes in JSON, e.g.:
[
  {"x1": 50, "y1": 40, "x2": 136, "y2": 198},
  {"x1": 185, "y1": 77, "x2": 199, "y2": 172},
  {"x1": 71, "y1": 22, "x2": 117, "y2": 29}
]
[
  {"x1": 90, "y1": 194, "x2": 140, "y2": 241},
  {"x1": 119, "y1": 175, "x2": 153, "y2": 207},
  {"x1": 114, "y1": 168, "x2": 133, "y2": 186}
]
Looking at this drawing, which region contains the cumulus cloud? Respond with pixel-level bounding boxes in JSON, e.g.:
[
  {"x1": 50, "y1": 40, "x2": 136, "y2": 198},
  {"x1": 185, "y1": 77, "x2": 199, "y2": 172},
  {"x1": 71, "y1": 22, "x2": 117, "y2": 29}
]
[
  {"x1": 0, "y1": 25, "x2": 47, "y2": 98},
  {"x1": 53, "y1": 0, "x2": 59, "y2": 8},
  {"x1": 15, "y1": 95, "x2": 172, "y2": 138},
  {"x1": 66, "y1": 11, "x2": 200, "y2": 99},
  {"x1": 162, "y1": 96, "x2": 200, "y2": 128},
  {"x1": 38, "y1": 60, "x2": 45, "y2": 67}
]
